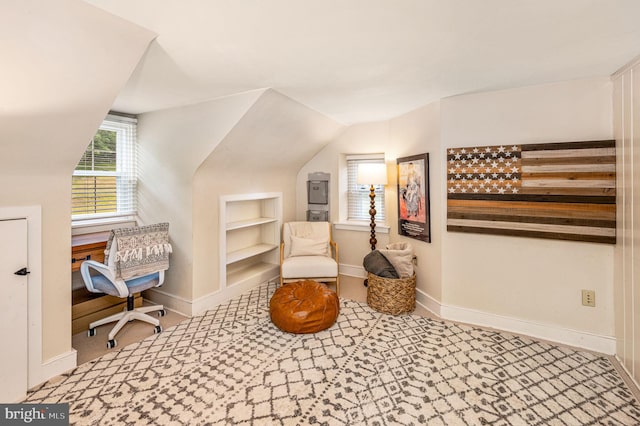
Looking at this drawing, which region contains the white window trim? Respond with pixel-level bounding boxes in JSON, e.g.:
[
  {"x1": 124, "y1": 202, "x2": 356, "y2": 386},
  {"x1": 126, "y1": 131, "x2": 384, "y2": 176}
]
[
  {"x1": 72, "y1": 113, "x2": 137, "y2": 226},
  {"x1": 337, "y1": 153, "x2": 389, "y2": 232},
  {"x1": 334, "y1": 222, "x2": 390, "y2": 233}
]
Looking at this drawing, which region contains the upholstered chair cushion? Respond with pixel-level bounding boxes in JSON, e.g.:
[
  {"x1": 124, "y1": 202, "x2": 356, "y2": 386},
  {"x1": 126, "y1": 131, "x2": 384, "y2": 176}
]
[
  {"x1": 282, "y1": 222, "x2": 331, "y2": 259},
  {"x1": 289, "y1": 235, "x2": 330, "y2": 257},
  {"x1": 270, "y1": 280, "x2": 339, "y2": 334},
  {"x1": 280, "y1": 255, "x2": 338, "y2": 279}
]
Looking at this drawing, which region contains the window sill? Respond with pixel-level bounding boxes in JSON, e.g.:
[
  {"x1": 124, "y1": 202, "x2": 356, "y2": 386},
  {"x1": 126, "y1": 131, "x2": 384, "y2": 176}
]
[
  {"x1": 334, "y1": 221, "x2": 390, "y2": 233},
  {"x1": 72, "y1": 215, "x2": 136, "y2": 235}
]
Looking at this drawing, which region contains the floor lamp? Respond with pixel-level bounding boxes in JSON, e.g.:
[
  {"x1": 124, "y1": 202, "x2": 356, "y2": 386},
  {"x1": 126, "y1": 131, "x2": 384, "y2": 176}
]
[{"x1": 357, "y1": 162, "x2": 388, "y2": 251}]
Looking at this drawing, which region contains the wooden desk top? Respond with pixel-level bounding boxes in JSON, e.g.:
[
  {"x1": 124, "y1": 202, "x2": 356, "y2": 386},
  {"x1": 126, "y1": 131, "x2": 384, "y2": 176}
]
[{"x1": 72, "y1": 231, "x2": 110, "y2": 249}]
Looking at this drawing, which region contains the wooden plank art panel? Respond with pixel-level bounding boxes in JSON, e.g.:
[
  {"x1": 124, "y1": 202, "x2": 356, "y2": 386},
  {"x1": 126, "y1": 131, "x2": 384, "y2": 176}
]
[{"x1": 446, "y1": 140, "x2": 616, "y2": 244}]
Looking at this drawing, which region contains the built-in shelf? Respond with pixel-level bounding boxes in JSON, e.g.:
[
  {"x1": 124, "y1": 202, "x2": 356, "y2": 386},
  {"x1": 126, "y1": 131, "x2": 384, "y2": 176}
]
[
  {"x1": 226, "y1": 243, "x2": 278, "y2": 264},
  {"x1": 226, "y1": 217, "x2": 278, "y2": 231},
  {"x1": 227, "y1": 262, "x2": 280, "y2": 287},
  {"x1": 219, "y1": 192, "x2": 282, "y2": 289}
]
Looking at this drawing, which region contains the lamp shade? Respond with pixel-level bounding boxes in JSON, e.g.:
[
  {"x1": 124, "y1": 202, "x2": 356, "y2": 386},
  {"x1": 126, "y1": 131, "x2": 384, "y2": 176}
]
[{"x1": 357, "y1": 163, "x2": 388, "y2": 186}]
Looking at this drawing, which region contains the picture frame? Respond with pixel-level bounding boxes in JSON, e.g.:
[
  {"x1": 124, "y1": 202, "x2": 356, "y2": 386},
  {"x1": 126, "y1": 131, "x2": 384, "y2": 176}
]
[{"x1": 397, "y1": 153, "x2": 431, "y2": 243}]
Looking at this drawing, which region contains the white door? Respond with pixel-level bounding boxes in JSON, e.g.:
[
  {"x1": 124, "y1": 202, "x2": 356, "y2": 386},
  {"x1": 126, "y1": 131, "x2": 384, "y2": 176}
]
[{"x1": 0, "y1": 219, "x2": 28, "y2": 402}]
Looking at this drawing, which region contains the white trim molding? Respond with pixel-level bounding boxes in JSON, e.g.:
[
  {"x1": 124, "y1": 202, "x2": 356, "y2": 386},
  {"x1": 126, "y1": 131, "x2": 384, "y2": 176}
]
[
  {"x1": 440, "y1": 304, "x2": 616, "y2": 355},
  {"x1": 338, "y1": 262, "x2": 615, "y2": 354},
  {"x1": 614, "y1": 355, "x2": 640, "y2": 392},
  {"x1": 30, "y1": 350, "x2": 77, "y2": 389},
  {"x1": 415, "y1": 287, "x2": 441, "y2": 317},
  {"x1": 145, "y1": 271, "x2": 280, "y2": 318},
  {"x1": 191, "y1": 272, "x2": 279, "y2": 316},
  {"x1": 335, "y1": 222, "x2": 390, "y2": 233},
  {"x1": 144, "y1": 288, "x2": 193, "y2": 317},
  {"x1": 339, "y1": 263, "x2": 367, "y2": 279},
  {"x1": 0, "y1": 206, "x2": 75, "y2": 390}
]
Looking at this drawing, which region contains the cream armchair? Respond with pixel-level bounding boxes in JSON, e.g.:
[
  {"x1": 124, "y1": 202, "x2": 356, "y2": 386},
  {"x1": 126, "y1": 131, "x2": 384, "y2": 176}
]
[{"x1": 280, "y1": 221, "x2": 339, "y2": 295}]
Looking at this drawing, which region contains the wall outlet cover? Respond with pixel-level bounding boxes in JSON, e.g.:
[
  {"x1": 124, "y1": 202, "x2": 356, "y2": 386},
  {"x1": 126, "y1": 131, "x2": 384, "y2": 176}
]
[{"x1": 582, "y1": 290, "x2": 596, "y2": 307}]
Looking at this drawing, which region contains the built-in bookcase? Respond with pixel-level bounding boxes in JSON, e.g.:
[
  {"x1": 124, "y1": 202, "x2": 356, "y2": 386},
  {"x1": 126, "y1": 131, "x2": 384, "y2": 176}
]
[{"x1": 219, "y1": 192, "x2": 282, "y2": 289}]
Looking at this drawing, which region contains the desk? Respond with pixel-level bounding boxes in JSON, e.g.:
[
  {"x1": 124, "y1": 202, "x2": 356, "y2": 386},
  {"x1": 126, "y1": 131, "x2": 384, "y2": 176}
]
[
  {"x1": 71, "y1": 232, "x2": 142, "y2": 335},
  {"x1": 71, "y1": 231, "x2": 110, "y2": 271}
]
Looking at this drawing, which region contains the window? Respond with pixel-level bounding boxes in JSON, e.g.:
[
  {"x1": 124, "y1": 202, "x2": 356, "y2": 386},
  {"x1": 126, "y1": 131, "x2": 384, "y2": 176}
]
[
  {"x1": 346, "y1": 154, "x2": 386, "y2": 222},
  {"x1": 72, "y1": 114, "x2": 137, "y2": 221}
]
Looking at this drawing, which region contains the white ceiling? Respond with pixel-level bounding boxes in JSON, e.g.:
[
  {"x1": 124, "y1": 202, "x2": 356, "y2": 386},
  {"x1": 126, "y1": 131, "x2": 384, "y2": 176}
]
[{"x1": 85, "y1": 0, "x2": 640, "y2": 124}]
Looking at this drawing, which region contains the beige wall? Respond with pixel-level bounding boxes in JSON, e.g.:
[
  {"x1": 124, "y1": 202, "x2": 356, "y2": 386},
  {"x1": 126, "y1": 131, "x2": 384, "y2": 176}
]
[
  {"x1": 297, "y1": 102, "x2": 443, "y2": 301},
  {"x1": 0, "y1": 0, "x2": 154, "y2": 372},
  {"x1": 0, "y1": 175, "x2": 72, "y2": 360},
  {"x1": 136, "y1": 90, "x2": 264, "y2": 302},
  {"x1": 389, "y1": 102, "x2": 443, "y2": 301},
  {"x1": 612, "y1": 59, "x2": 640, "y2": 386},
  {"x1": 441, "y1": 77, "x2": 615, "y2": 337},
  {"x1": 192, "y1": 90, "x2": 344, "y2": 299},
  {"x1": 1, "y1": 0, "x2": 622, "y2": 384},
  {"x1": 139, "y1": 90, "x2": 344, "y2": 308},
  {"x1": 296, "y1": 120, "x2": 393, "y2": 274},
  {"x1": 300, "y1": 77, "x2": 615, "y2": 349}
]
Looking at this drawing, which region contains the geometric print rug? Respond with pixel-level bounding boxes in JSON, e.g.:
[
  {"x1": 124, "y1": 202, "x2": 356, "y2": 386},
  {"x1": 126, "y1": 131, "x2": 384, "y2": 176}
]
[{"x1": 26, "y1": 281, "x2": 640, "y2": 425}]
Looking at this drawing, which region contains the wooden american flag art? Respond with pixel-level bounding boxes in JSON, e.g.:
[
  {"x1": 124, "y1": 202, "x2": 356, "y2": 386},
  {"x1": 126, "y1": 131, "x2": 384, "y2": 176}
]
[{"x1": 446, "y1": 140, "x2": 616, "y2": 244}]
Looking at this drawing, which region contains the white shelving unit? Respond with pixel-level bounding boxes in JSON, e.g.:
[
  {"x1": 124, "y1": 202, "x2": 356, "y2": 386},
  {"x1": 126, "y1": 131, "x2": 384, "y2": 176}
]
[{"x1": 219, "y1": 192, "x2": 282, "y2": 289}]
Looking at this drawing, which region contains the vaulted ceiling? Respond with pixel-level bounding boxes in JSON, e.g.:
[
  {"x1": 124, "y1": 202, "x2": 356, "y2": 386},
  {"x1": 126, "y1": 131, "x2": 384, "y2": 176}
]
[
  {"x1": 86, "y1": 0, "x2": 640, "y2": 124},
  {"x1": 1, "y1": 0, "x2": 154, "y2": 175}
]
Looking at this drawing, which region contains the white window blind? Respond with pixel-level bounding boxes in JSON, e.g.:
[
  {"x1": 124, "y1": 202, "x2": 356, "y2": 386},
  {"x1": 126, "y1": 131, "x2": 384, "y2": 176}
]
[
  {"x1": 347, "y1": 155, "x2": 385, "y2": 222},
  {"x1": 72, "y1": 114, "x2": 137, "y2": 220}
]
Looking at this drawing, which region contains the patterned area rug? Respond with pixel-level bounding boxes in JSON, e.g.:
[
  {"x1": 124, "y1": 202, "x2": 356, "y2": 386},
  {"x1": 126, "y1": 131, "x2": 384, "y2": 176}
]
[{"x1": 27, "y1": 282, "x2": 640, "y2": 425}]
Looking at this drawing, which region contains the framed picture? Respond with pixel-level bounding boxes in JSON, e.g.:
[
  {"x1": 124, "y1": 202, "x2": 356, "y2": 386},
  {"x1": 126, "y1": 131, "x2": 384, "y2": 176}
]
[{"x1": 397, "y1": 153, "x2": 431, "y2": 243}]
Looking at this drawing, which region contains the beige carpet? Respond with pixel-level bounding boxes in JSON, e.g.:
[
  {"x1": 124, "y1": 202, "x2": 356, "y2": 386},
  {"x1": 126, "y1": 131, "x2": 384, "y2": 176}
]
[
  {"x1": 73, "y1": 302, "x2": 187, "y2": 365},
  {"x1": 29, "y1": 281, "x2": 640, "y2": 425}
]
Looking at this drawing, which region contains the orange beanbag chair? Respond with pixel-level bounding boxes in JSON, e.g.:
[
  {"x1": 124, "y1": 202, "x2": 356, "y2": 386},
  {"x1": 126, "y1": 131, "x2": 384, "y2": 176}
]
[{"x1": 270, "y1": 280, "x2": 339, "y2": 334}]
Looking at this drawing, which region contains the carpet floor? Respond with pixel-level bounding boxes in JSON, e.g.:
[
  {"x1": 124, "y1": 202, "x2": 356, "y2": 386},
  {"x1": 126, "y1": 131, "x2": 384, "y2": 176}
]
[{"x1": 27, "y1": 281, "x2": 640, "y2": 425}]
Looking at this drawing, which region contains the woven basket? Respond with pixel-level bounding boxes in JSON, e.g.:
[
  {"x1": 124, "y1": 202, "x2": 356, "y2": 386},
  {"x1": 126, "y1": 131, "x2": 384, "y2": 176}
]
[{"x1": 366, "y1": 272, "x2": 416, "y2": 315}]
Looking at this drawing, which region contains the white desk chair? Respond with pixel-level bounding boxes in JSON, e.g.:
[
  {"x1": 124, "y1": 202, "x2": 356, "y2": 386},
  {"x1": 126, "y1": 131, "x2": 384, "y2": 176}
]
[{"x1": 81, "y1": 223, "x2": 172, "y2": 349}]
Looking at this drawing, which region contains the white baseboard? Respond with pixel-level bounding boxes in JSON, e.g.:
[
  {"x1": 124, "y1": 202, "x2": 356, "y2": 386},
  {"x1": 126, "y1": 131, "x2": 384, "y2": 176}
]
[
  {"x1": 192, "y1": 273, "x2": 279, "y2": 316},
  {"x1": 29, "y1": 349, "x2": 77, "y2": 390},
  {"x1": 145, "y1": 288, "x2": 193, "y2": 317},
  {"x1": 145, "y1": 272, "x2": 280, "y2": 318},
  {"x1": 614, "y1": 355, "x2": 640, "y2": 392},
  {"x1": 339, "y1": 263, "x2": 367, "y2": 279},
  {"x1": 416, "y1": 287, "x2": 441, "y2": 317},
  {"x1": 340, "y1": 262, "x2": 615, "y2": 354},
  {"x1": 441, "y1": 304, "x2": 616, "y2": 354}
]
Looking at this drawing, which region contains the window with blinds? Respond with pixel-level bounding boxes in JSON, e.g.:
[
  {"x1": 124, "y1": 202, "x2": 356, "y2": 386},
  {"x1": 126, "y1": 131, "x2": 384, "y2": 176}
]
[
  {"x1": 347, "y1": 155, "x2": 386, "y2": 222},
  {"x1": 72, "y1": 114, "x2": 137, "y2": 220}
]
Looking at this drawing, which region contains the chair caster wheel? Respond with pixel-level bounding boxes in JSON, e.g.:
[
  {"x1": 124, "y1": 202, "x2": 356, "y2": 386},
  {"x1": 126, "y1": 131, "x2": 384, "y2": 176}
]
[
  {"x1": 158, "y1": 309, "x2": 167, "y2": 317},
  {"x1": 154, "y1": 325, "x2": 162, "y2": 334},
  {"x1": 88, "y1": 328, "x2": 97, "y2": 337},
  {"x1": 107, "y1": 339, "x2": 117, "y2": 349}
]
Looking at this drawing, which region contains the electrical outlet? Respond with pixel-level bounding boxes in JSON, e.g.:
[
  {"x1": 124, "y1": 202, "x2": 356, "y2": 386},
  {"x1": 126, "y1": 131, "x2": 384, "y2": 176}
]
[{"x1": 582, "y1": 290, "x2": 596, "y2": 307}]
